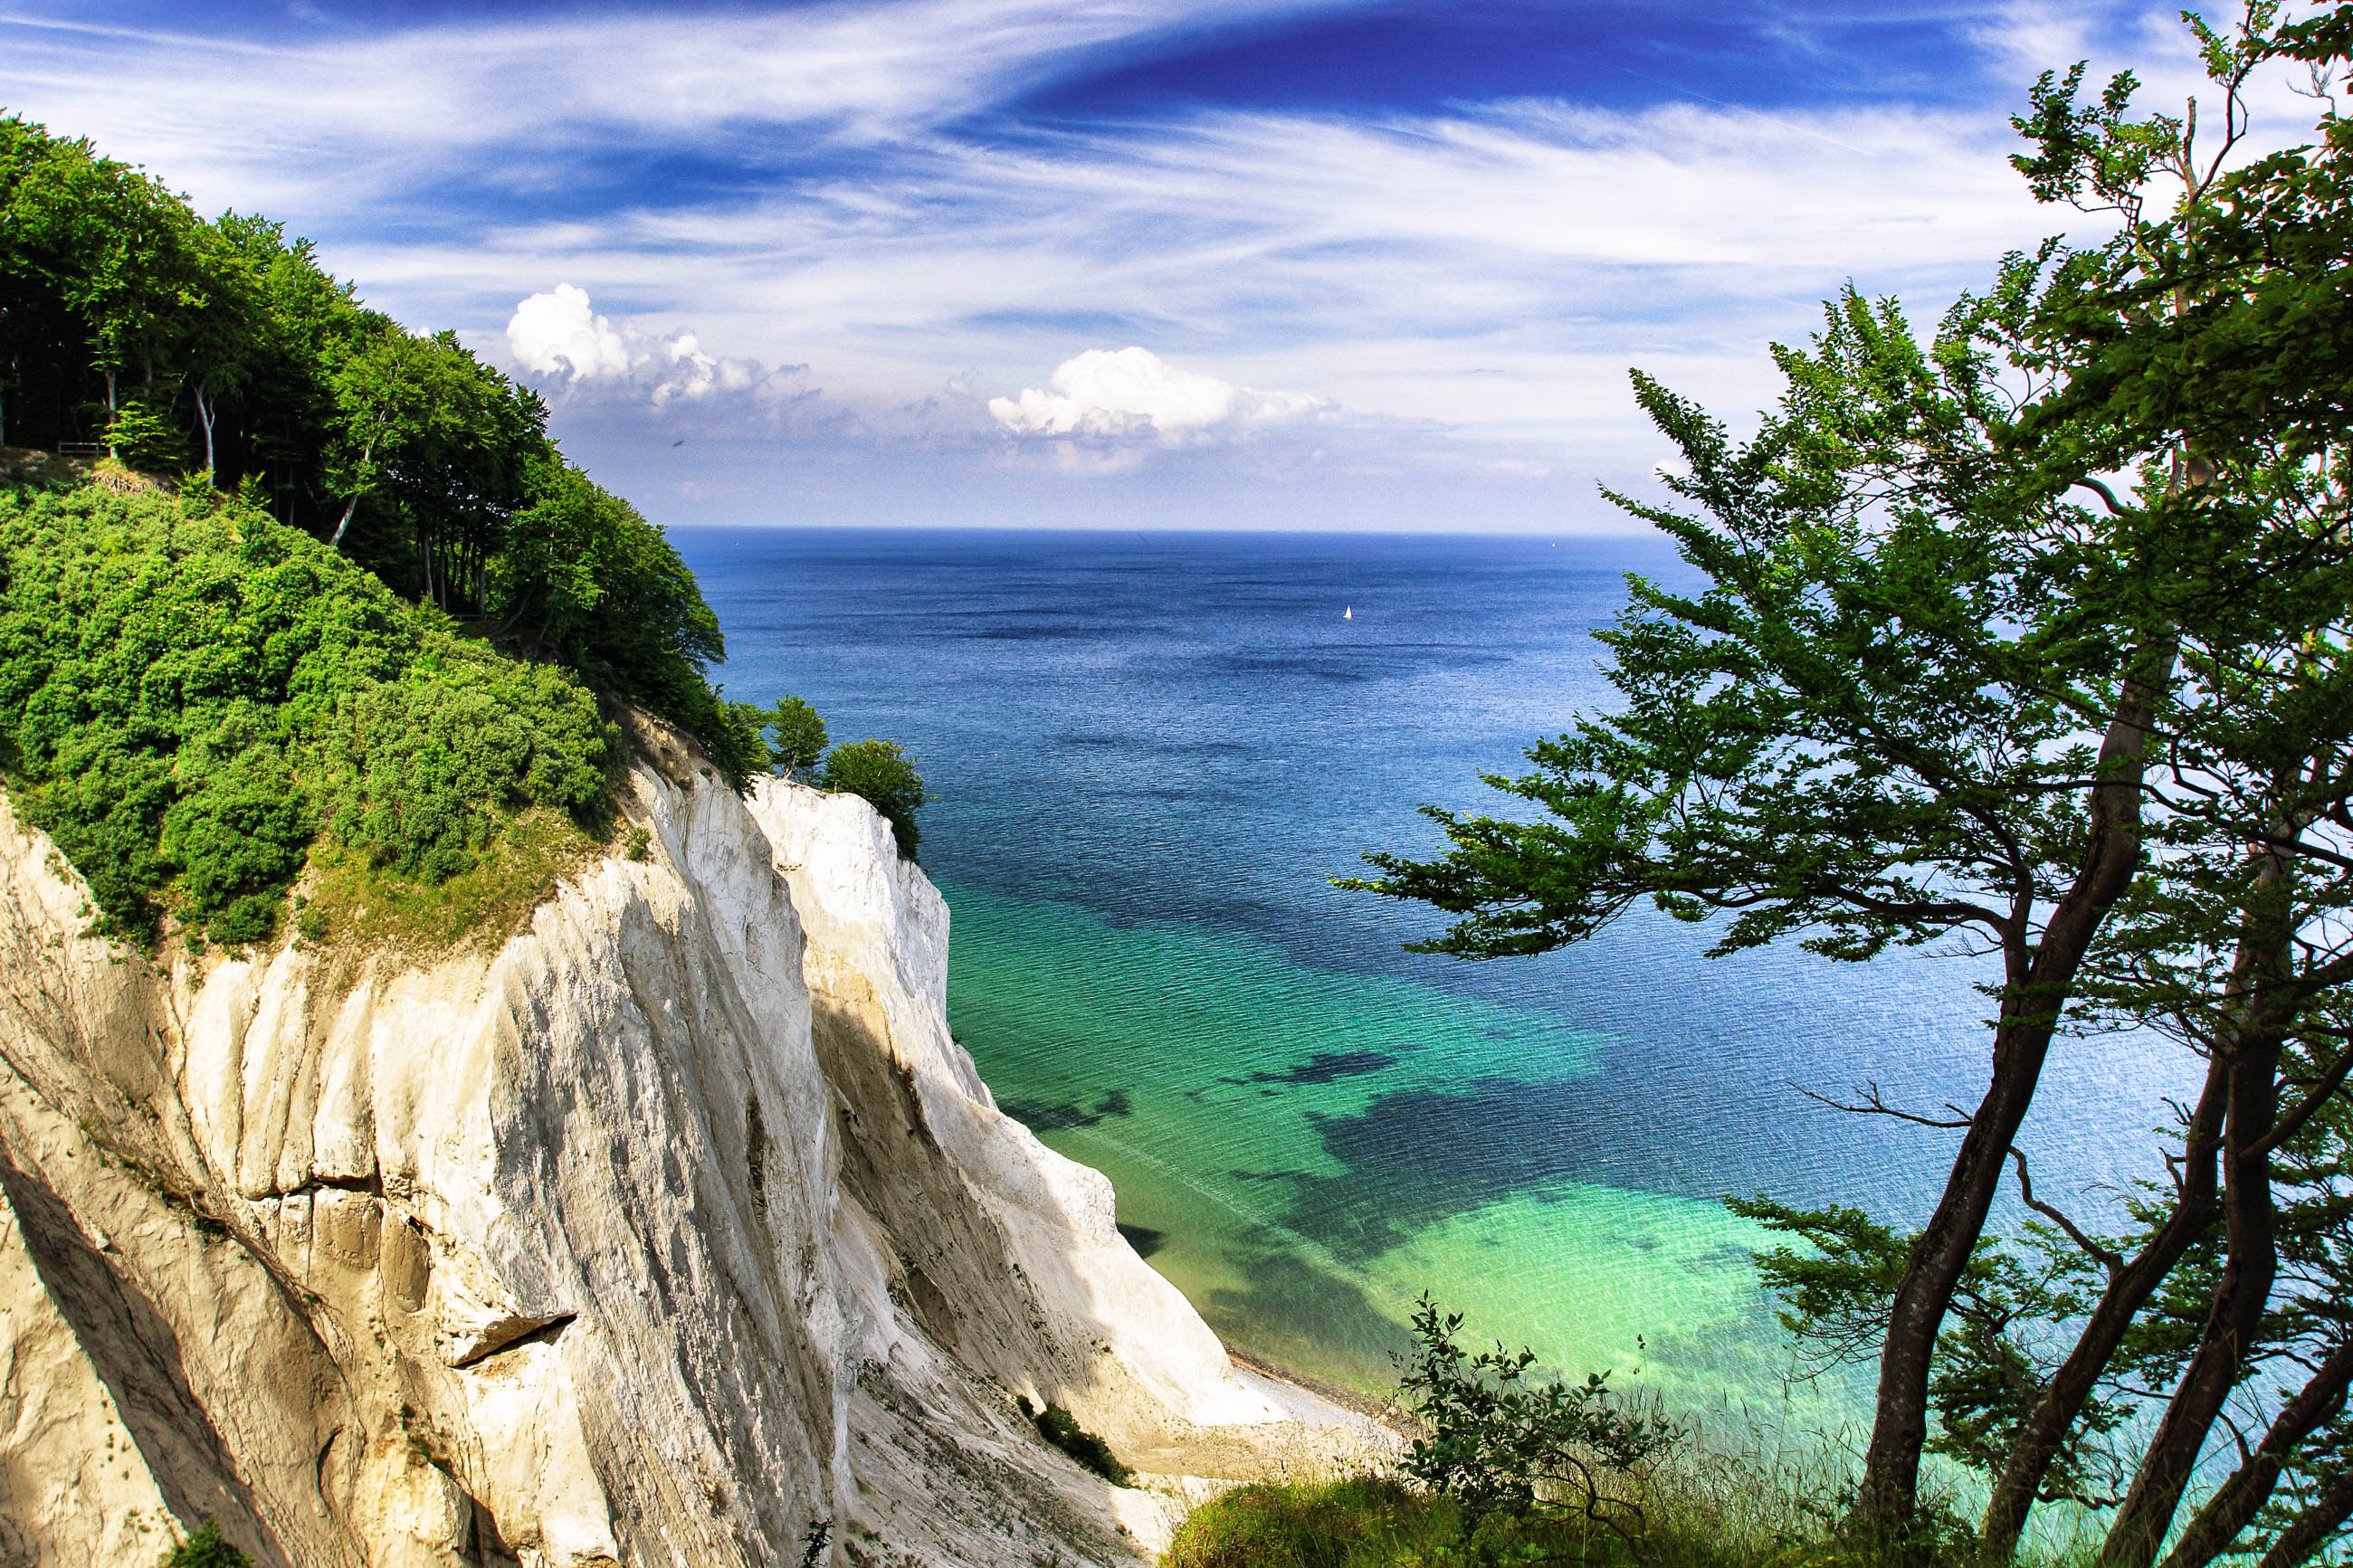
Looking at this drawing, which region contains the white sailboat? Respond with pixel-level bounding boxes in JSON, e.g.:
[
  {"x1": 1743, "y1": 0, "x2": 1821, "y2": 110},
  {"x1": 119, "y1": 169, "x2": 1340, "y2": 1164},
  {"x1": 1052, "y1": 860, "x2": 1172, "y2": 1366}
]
[{"x1": 1343, "y1": 605, "x2": 1353, "y2": 620}]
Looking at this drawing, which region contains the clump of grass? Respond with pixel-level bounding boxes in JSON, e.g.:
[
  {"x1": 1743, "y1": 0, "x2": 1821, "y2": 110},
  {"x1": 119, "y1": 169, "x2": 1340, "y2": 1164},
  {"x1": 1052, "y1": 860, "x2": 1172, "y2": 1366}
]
[
  {"x1": 300, "y1": 808, "x2": 605, "y2": 955},
  {"x1": 1165, "y1": 1478, "x2": 1459, "y2": 1568},
  {"x1": 1161, "y1": 1467, "x2": 2091, "y2": 1568},
  {"x1": 1019, "y1": 1397, "x2": 1134, "y2": 1487}
]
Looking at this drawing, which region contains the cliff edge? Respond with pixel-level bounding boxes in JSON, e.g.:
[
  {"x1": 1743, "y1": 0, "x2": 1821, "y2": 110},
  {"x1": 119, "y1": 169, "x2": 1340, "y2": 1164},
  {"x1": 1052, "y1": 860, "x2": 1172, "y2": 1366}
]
[{"x1": 0, "y1": 746, "x2": 1376, "y2": 1568}]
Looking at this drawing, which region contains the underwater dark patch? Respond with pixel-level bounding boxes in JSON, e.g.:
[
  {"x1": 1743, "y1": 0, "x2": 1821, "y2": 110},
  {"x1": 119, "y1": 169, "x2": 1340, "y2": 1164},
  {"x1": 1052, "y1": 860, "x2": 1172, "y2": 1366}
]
[{"x1": 1001, "y1": 1088, "x2": 1134, "y2": 1131}]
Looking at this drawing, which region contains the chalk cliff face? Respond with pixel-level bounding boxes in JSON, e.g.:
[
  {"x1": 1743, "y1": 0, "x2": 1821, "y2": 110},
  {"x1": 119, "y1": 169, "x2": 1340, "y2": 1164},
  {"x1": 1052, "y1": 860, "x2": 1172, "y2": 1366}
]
[{"x1": 0, "y1": 744, "x2": 1340, "y2": 1568}]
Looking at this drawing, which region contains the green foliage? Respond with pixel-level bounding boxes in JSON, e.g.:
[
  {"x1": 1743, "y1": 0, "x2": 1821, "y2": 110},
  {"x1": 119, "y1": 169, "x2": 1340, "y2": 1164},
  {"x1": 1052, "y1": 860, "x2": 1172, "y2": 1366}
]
[
  {"x1": 1345, "y1": 282, "x2": 2107, "y2": 970},
  {"x1": 764, "y1": 696, "x2": 828, "y2": 779},
  {"x1": 1017, "y1": 1397, "x2": 1133, "y2": 1487},
  {"x1": 102, "y1": 396, "x2": 187, "y2": 470},
  {"x1": 1399, "y1": 1295, "x2": 1681, "y2": 1541},
  {"x1": 1728, "y1": 1198, "x2": 2132, "y2": 1512},
  {"x1": 1160, "y1": 1471, "x2": 2012, "y2": 1568},
  {"x1": 491, "y1": 456, "x2": 759, "y2": 783},
  {"x1": 0, "y1": 485, "x2": 615, "y2": 943},
  {"x1": 1163, "y1": 1478, "x2": 1462, "y2": 1568},
  {"x1": 159, "y1": 1518, "x2": 252, "y2": 1568},
  {"x1": 316, "y1": 653, "x2": 608, "y2": 883},
  {"x1": 0, "y1": 115, "x2": 750, "y2": 779},
  {"x1": 818, "y1": 738, "x2": 927, "y2": 860}
]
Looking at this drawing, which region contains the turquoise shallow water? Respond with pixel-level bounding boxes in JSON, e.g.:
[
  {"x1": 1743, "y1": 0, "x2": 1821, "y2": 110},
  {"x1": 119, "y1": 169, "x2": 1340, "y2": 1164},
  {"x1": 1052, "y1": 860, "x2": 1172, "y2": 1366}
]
[{"x1": 677, "y1": 527, "x2": 2193, "y2": 1403}]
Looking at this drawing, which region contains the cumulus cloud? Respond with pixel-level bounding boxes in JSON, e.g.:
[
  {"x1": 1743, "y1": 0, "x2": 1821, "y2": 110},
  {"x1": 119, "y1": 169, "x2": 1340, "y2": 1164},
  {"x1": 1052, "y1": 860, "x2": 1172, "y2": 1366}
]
[
  {"x1": 507, "y1": 283, "x2": 632, "y2": 379},
  {"x1": 504, "y1": 285, "x2": 795, "y2": 408},
  {"x1": 988, "y1": 347, "x2": 1323, "y2": 441}
]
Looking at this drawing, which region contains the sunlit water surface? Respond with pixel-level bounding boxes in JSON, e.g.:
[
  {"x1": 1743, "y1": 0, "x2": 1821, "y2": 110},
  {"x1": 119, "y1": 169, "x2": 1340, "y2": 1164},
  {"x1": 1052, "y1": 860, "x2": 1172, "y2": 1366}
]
[{"x1": 678, "y1": 527, "x2": 2190, "y2": 1416}]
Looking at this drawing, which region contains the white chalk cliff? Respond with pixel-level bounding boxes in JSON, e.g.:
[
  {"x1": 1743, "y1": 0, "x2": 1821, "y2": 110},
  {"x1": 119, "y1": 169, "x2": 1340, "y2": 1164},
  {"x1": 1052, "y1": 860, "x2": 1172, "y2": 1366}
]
[{"x1": 0, "y1": 734, "x2": 1370, "y2": 1568}]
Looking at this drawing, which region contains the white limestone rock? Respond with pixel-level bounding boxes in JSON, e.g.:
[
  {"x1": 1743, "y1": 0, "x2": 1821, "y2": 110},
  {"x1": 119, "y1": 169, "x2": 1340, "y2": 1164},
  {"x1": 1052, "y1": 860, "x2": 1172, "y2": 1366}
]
[{"x1": 0, "y1": 744, "x2": 1377, "y2": 1568}]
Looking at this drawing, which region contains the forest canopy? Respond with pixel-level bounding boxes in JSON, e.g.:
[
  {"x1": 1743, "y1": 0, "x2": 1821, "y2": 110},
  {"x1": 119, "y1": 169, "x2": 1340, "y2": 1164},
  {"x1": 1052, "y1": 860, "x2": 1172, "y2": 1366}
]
[{"x1": 0, "y1": 114, "x2": 766, "y2": 785}]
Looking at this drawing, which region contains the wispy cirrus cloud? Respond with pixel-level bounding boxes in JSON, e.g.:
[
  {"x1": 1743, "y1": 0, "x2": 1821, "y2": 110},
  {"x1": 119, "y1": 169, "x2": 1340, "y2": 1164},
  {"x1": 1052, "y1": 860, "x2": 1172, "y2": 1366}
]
[{"x1": 0, "y1": 0, "x2": 2282, "y2": 528}]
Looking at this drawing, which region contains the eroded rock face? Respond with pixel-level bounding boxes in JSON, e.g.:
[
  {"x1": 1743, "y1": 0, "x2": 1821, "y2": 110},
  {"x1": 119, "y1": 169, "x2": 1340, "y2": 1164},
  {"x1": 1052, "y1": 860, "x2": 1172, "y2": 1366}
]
[{"x1": 0, "y1": 754, "x2": 1310, "y2": 1568}]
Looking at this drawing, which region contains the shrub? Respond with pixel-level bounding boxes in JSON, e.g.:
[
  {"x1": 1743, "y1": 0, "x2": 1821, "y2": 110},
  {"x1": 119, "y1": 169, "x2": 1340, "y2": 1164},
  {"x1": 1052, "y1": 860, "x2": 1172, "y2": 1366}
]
[
  {"x1": 1399, "y1": 1295, "x2": 1681, "y2": 1544},
  {"x1": 817, "y1": 737, "x2": 927, "y2": 860},
  {"x1": 160, "y1": 1518, "x2": 252, "y2": 1567},
  {"x1": 1020, "y1": 1397, "x2": 1133, "y2": 1486}
]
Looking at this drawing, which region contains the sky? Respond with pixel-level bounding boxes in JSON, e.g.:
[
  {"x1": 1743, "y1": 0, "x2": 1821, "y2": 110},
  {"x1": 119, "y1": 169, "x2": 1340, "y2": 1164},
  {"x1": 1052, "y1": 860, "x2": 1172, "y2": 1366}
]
[{"x1": 0, "y1": 0, "x2": 2297, "y2": 530}]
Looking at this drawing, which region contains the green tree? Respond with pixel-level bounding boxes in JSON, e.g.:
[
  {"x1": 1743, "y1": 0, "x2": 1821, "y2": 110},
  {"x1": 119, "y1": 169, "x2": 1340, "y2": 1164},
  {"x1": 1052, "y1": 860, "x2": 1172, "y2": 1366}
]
[
  {"x1": 818, "y1": 739, "x2": 927, "y2": 860},
  {"x1": 765, "y1": 697, "x2": 827, "y2": 779},
  {"x1": 101, "y1": 395, "x2": 186, "y2": 471},
  {"x1": 1351, "y1": 11, "x2": 2353, "y2": 1557},
  {"x1": 495, "y1": 457, "x2": 762, "y2": 788},
  {"x1": 1348, "y1": 281, "x2": 2157, "y2": 1544}
]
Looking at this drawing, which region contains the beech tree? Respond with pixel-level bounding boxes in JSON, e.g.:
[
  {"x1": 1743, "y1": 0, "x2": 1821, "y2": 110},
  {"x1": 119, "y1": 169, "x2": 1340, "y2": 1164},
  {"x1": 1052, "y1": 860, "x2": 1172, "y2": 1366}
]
[
  {"x1": 1350, "y1": 275, "x2": 2164, "y2": 1548},
  {"x1": 1351, "y1": 6, "x2": 2353, "y2": 1557}
]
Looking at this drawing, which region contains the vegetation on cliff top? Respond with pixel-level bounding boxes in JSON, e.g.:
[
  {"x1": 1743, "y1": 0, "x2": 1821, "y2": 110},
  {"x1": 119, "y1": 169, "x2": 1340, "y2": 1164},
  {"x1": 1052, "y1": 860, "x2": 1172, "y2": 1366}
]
[
  {"x1": 0, "y1": 113, "x2": 767, "y2": 786},
  {"x1": 0, "y1": 113, "x2": 854, "y2": 946},
  {"x1": 0, "y1": 484, "x2": 614, "y2": 944}
]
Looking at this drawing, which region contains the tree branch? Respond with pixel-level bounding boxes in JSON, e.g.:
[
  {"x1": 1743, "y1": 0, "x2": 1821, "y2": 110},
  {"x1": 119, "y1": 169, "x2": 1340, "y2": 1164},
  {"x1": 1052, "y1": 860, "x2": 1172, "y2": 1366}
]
[
  {"x1": 1798, "y1": 1080, "x2": 1976, "y2": 1129},
  {"x1": 2009, "y1": 1145, "x2": 2126, "y2": 1276},
  {"x1": 2074, "y1": 476, "x2": 2132, "y2": 516}
]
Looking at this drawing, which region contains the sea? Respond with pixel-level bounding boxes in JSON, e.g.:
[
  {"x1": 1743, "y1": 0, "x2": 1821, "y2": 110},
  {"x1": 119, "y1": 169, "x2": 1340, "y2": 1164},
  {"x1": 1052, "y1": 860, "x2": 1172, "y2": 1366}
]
[{"x1": 675, "y1": 526, "x2": 2193, "y2": 1422}]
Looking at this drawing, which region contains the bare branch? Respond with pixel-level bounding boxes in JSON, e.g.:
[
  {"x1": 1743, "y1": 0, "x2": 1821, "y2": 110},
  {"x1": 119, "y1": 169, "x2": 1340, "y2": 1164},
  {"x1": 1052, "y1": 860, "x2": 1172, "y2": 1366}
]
[
  {"x1": 2009, "y1": 1145, "x2": 2126, "y2": 1277},
  {"x1": 2246, "y1": 1041, "x2": 2353, "y2": 1164},
  {"x1": 1799, "y1": 1079, "x2": 1976, "y2": 1129}
]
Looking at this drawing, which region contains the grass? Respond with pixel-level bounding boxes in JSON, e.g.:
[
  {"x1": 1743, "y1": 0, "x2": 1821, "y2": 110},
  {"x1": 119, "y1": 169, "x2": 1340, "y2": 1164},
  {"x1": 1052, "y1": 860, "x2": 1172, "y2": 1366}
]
[
  {"x1": 297, "y1": 808, "x2": 609, "y2": 956},
  {"x1": 1159, "y1": 1462, "x2": 2101, "y2": 1568}
]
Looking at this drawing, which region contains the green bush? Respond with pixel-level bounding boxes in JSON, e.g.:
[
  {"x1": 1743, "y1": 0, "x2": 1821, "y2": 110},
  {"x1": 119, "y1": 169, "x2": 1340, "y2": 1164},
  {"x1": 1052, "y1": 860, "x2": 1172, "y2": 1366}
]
[
  {"x1": 817, "y1": 737, "x2": 927, "y2": 860},
  {"x1": 159, "y1": 1518, "x2": 252, "y2": 1567},
  {"x1": 1021, "y1": 1398, "x2": 1133, "y2": 1487},
  {"x1": 1397, "y1": 1296, "x2": 1681, "y2": 1537},
  {"x1": 0, "y1": 485, "x2": 616, "y2": 943}
]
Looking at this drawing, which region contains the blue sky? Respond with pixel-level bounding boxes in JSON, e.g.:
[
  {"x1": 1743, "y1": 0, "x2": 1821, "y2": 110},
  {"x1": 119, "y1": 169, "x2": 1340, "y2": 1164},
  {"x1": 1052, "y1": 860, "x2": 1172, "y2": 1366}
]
[{"x1": 0, "y1": 0, "x2": 2259, "y2": 530}]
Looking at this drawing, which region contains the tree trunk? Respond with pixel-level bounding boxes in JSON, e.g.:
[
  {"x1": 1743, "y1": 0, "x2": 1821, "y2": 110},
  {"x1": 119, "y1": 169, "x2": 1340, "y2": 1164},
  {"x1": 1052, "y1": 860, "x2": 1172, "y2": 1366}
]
[
  {"x1": 1854, "y1": 644, "x2": 2173, "y2": 1539},
  {"x1": 328, "y1": 438, "x2": 376, "y2": 549},
  {"x1": 2101, "y1": 833, "x2": 2296, "y2": 1568},
  {"x1": 2158, "y1": 1338, "x2": 2353, "y2": 1568},
  {"x1": 195, "y1": 375, "x2": 214, "y2": 477},
  {"x1": 2255, "y1": 1468, "x2": 2353, "y2": 1568},
  {"x1": 1978, "y1": 1054, "x2": 2230, "y2": 1560}
]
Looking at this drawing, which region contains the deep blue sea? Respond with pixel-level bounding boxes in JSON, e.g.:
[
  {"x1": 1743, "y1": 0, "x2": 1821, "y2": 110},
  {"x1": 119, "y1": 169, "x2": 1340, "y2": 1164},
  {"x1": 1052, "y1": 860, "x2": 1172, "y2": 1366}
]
[{"x1": 676, "y1": 527, "x2": 2191, "y2": 1410}]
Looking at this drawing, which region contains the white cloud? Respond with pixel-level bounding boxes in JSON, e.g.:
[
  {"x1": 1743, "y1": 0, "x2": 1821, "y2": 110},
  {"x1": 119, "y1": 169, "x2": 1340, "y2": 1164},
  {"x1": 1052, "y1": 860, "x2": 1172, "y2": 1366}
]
[
  {"x1": 6, "y1": 0, "x2": 2308, "y2": 526},
  {"x1": 988, "y1": 347, "x2": 1322, "y2": 440},
  {"x1": 503, "y1": 285, "x2": 801, "y2": 410},
  {"x1": 507, "y1": 283, "x2": 631, "y2": 379}
]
